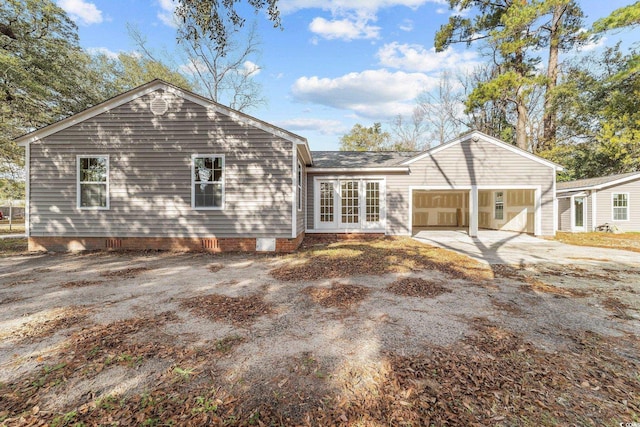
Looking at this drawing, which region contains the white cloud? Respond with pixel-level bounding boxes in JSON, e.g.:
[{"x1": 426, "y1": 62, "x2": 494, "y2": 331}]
[
  {"x1": 157, "y1": 0, "x2": 178, "y2": 28},
  {"x1": 280, "y1": 0, "x2": 445, "y2": 14},
  {"x1": 576, "y1": 31, "x2": 606, "y2": 52},
  {"x1": 179, "y1": 59, "x2": 207, "y2": 75},
  {"x1": 377, "y1": 42, "x2": 480, "y2": 73},
  {"x1": 291, "y1": 69, "x2": 438, "y2": 119},
  {"x1": 57, "y1": 0, "x2": 103, "y2": 25},
  {"x1": 242, "y1": 61, "x2": 261, "y2": 76},
  {"x1": 277, "y1": 118, "x2": 347, "y2": 134},
  {"x1": 309, "y1": 15, "x2": 380, "y2": 40},
  {"x1": 399, "y1": 19, "x2": 413, "y2": 32},
  {"x1": 86, "y1": 47, "x2": 119, "y2": 59}
]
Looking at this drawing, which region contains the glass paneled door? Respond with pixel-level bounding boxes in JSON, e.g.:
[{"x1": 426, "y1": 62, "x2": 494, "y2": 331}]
[
  {"x1": 340, "y1": 180, "x2": 360, "y2": 227},
  {"x1": 574, "y1": 196, "x2": 585, "y2": 231}
]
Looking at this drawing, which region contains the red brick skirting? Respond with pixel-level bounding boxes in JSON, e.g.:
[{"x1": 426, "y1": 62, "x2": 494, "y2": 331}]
[{"x1": 28, "y1": 234, "x2": 305, "y2": 253}]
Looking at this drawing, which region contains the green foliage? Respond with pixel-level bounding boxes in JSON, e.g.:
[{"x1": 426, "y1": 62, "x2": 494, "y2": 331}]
[
  {"x1": 593, "y1": 1, "x2": 640, "y2": 32},
  {"x1": 175, "y1": 0, "x2": 281, "y2": 54},
  {"x1": 435, "y1": 0, "x2": 585, "y2": 150},
  {"x1": 90, "y1": 52, "x2": 193, "y2": 95},
  {"x1": 339, "y1": 123, "x2": 392, "y2": 151},
  {"x1": 541, "y1": 45, "x2": 640, "y2": 178}
]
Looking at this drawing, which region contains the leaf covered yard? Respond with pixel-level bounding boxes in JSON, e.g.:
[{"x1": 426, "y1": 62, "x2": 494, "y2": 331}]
[{"x1": 1, "y1": 236, "x2": 639, "y2": 426}]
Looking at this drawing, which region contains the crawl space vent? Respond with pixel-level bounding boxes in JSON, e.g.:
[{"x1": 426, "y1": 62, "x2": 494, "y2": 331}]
[{"x1": 150, "y1": 94, "x2": 168, "y2": 116}]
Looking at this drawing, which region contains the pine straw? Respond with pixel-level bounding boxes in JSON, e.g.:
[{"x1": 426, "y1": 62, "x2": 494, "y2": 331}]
[
  {"x1": 303, "y1": 282, "x2": 370, "y2": 309},
  {"x1": 521, "y1": 277, "x2": 591, "y2": 297},
  {"x1": 271, "y1": 236, "x2": 493, "y2": 283},
  {"x1": 2, "y1": 316, "x2": 639, "y2": 426},
  {"x1": 601, "y1": 297, "x2": 634, "y2": 319},
  {"x1": 387, "y1": 277, "x2": 450, "y2": 298},
  {"x1": 208, "y1": 263, "x2": 224, "y2": 273},
  {"x1": 100, "y1": 267, "x2": 150, "y2": 279},
  {"x1": 181, "y1": 293, "x2": 273, "y2": 325},
  {"x1": 320, "y1": 319, "x2": 640, "y2": 427},
  {"x1": 60, "y1": 280, "x2": 104, "y2": 288},
  {"x1": 0, "y1": 306, "x2": 89, "y2": 342}
]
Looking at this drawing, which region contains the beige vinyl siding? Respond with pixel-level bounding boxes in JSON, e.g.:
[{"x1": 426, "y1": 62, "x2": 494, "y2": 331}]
[
  {"x1": 29, "y1": 89, "x2": 294, "y2": 238},
  {"x1": 387, "y1": 138, "x2": 556, "y2": 236},
  {"x1": 594, "y1": 178, "x2": 640, "y2": 231},
  {"x1": 558, "y1": 197, "x2": 571, "y2": 231}
]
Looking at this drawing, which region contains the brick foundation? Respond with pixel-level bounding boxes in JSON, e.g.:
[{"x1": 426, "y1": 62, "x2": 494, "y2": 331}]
[
  {"x1": 305, "y1": 233, "x2": 385, "y2": 240},
  {"x1": 28, "y1": 233, "x2": 305, "y2": 253}
]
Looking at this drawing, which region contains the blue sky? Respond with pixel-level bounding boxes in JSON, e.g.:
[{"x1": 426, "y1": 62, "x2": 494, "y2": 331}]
[{"x1": 58, "y1": 0, "x2": 639, "y2": 151}]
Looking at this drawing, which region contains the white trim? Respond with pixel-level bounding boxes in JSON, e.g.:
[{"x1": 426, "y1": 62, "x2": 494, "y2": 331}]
[
  {"x1": 534, "y1": 187, "x2": 542, "y2": 236},
  {"x1": 77, "y1": 155, "x2": 110, "y2": 210},
  {"x1": 25, "y1": 144, "x2": 30, "y2": 237},
  {"x1": 591, "y1": 190, "x2": 597, "y2": 231},
  {"x1": 556, "y1": 173, "x2": 640, "y2": 193},
  {"x1": 611, "y1": 192, "x2": 630, "y2": 222},
  {"x1": 296, "y1": 160, "x2": 304, "y2": 212},
  {"x1": 552, "y1": 177, "x2": 558, "y2": 234},
  {"x1": 308, "y1": 167, "x2": 409, "y2": 173},
  {"x1": 401, "y1": 131, "x2": 562, "y2": 170},
  {"x1": 470, "y1": 186, "x2": 478, "y2": 237},
  {"x1": 191, "y1": 154, "x2": 225, "y2": 210},
  {"x1": 292, "y1": 147, "x2": 297, "y2": 238},
  {"x1": 570, "y1": 194, "x2": 586, "y2": 232}
]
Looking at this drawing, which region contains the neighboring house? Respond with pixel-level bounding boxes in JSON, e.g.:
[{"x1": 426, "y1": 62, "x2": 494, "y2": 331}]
[
  {"x1": 556, "y1": 172, "x2": 640, "y2": 232},
  {"x1": 15, "y1": 80, "x2": 562, "y2": 253}
]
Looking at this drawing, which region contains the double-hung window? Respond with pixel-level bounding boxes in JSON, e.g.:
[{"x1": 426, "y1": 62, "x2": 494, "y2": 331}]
[
  {"x1": 78, "y1": 155, "x2": 109, "y2": 209},
  {"x1": 494, "y1": 191, "x2": 504, "y2": 220},
  {"x1": 612, "y1": 193, "x2": 629, "y2": 221},
  {"x1": 192, "y1": 155, "x2": 224, "y2": 209}
]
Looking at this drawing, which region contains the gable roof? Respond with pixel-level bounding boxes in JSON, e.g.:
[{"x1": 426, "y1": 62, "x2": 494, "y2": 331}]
[
  {"x1": 311, "y1": 151, "x2": 418, "y2": 169},
  {"x1": 14, "y1": 79, "x2": 313, "y2": 164},
  {"x1": 401, "y1": 130, "x2": 564, "y2": 170},
  {"x1": 557, "y1": 171, "x2": 640, "y2": 192}
]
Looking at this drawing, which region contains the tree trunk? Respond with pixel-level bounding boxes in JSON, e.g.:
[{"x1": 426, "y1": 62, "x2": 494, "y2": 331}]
[
  {"x1": 542, "y1": 4, "x2": 565, "y2": 151},
  {"x1": 515, "y1": 102, "x2": 529, "y2": 150}
]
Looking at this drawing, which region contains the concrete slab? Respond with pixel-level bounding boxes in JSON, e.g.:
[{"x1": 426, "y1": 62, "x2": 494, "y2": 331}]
[{"x1": 413, "y1": 230, "x2": 640, "y2": 266}]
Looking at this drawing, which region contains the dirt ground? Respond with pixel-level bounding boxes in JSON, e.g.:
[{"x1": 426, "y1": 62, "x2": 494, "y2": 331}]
[{"x1": 0, "y1": 237, "x2": 639, "y2": 426}]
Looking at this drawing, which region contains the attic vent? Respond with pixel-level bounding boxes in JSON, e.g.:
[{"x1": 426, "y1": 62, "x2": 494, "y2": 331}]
[{"x1": 150, "y1": 94, "x2": 168, "y2": 116}]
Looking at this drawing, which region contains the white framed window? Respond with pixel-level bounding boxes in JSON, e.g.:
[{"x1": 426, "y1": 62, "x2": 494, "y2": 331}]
[
  {"x1": 612, "y1": 193, "x2": 629, "y2": 221},
  {"x1": 77, "y1": 155, "x2": 109, "y2": 210},
  {"x1": 494, "y1": 191, "x2": 504, "y2": 220},
  {"x1": 297, "y1": 161, "x2": 303, "y2": 211},
  {"x1": 192, "y1": 154, "x2": 224, "y2": 209}
]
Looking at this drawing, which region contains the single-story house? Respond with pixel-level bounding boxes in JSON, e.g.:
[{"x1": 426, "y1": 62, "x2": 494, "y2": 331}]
[
  {"x1": 15, "y1": 80, "x2": 563, "y2": 252},
  {"x1": 557, "y1": 172, "x2": 640, "y2": 232}
]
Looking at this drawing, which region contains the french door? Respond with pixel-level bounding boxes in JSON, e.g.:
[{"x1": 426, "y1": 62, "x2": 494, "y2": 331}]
[{"x1": 316, "y1": 178, "x2": 385, "y2": 231}]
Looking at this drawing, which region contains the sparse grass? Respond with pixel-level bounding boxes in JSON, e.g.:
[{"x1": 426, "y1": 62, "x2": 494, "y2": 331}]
[
  {"x1": 0, "y1": 218, "x2": 25, "y2": 235},
  {"x1": 0, "y1": 237, "x2": 27, "y2": 255},
  {"x1": 271, "y1": 236, "x2": 493, "y2": 283},
  {"x1": 555, "y1": 231, "x2": 640, "y2": 253}
]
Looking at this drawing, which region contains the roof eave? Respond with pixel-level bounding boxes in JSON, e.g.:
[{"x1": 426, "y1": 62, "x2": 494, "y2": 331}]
[{"x1": 307, "y1": 167, "x2": 410, "y2": 173}]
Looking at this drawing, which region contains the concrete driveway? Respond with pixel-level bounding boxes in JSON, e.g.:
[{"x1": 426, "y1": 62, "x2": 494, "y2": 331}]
[{"x1": 413, "y1": 230, "x2": 640, "y2": 265}]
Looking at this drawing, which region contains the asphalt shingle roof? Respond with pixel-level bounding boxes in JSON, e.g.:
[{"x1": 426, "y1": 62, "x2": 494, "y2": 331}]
[
  {"x1": 310, "y1": 151, "x2": 419, "y2": 168},
  {"x1": 557, "y1": 171, "x2": 640, "y2": 191}
]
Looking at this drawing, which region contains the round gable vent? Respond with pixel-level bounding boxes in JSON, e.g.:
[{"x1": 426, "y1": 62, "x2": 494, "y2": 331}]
[{"x1": 150, "y1": 94, "x2": 168, "y2": 116}]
